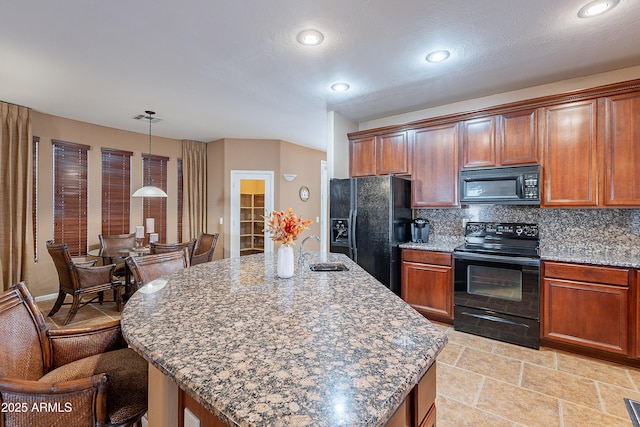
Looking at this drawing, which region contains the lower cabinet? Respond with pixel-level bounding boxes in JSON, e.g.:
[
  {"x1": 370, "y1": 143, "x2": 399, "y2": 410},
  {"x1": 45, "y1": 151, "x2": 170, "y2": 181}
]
[
  {"x1": 386, "y1": 363, "x2": 437, "y2": 427},
  {"x1": 542, "y1": 261, "x2": 632, "y2": 356},
  {"x1": 401, "y1": 249, "x2": 454, "y2": 323}
]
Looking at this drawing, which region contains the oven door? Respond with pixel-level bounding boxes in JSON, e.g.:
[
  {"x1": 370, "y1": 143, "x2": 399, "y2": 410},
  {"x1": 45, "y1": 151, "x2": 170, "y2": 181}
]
[{"x1": 453, "y1": 252, "x2": 540, "y2": 320}]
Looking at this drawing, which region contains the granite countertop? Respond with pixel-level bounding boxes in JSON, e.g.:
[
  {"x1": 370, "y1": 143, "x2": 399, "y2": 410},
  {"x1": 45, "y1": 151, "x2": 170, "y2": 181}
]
[
  {"x1": 399, "y1": 235, "x2": 640, "y2": 268},
  {"x1": 540, "y1": 246, "x2": 640, "y2": 268},
  {"x1": 399, "y1": 235, "x2": 464, "y2": 253},
  {"x1": 121, "y1": 252, "x2": 447, "y2": 427}
]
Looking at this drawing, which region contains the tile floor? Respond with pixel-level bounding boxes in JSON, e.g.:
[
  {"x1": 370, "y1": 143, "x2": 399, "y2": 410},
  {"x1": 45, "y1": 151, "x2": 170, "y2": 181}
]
[{"x1": 35, "y1": 298, "x2": 637, "y2": 426}]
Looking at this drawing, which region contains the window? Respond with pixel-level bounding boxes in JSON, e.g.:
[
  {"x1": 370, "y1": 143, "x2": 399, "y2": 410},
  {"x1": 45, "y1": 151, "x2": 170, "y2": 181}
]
[
  {"x1": 101, "y1": 148, "x2": 133, "y2": 236},
  {"x1": 177, "y1": 157, "x2": 183, "y2": 243},
  {"x1": 53, "y1": 140, "x2": 90, "y2": 257},
  {"x1": 32, "y1": 136, "x2": 39, "y2": 261},
  {"x1": 142, "y1": 154, "x2": 168, "y2": 243}
]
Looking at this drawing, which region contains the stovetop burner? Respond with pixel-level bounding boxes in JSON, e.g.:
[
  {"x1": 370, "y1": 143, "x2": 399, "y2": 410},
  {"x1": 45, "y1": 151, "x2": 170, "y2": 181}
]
[{"x1": 455, "y1": 222, "x2": 540, "y2": 258}]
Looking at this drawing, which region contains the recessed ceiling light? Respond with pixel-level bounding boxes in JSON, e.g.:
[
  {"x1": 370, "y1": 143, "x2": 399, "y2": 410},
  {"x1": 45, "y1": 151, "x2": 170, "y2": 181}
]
[
  {"x1": 578, "y1": 0, "x2": 619, "y2": 18},
  {"x1": 296, "y1": 29, "x2": 324, "y2": 46},
  {"x1": 330, "y1": 82, "x2": 350, "y2": 92},
  {"x1": 425, "y1": 50, "x2": 450, "y2": 63}
]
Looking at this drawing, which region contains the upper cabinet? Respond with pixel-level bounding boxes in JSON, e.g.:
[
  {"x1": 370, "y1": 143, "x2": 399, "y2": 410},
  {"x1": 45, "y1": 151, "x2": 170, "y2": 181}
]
[
  {"x1": 461, "y1": 109, "x2": 538, "y2": 169},
  {"x1": 461, "y1": 116, "x2": 496, "y2": 168},
  {"x1": 542, "y1": 99, "x2": 599, "y2": 207},
  {"x1": 346, "y1": 79, "x2": 640, "y2": 209},
  {"x1": 411, "y1": 123, "x2": 459, "y2": 208},
  {"x1": 499, "y1": 109, "x2": 539, "y2": 166},
  {"x1": 604, "y1": 92, "x2": 640, "y2": 207},
  {"x1": 349, "y1": 131, "x2": 409, "y2": 177},
  {"x1": 349, "y1": 136, "x2": 376, "y2": 177}
]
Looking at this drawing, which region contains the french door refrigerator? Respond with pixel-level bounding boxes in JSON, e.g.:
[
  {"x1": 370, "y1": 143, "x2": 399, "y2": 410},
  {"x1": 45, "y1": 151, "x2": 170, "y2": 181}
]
[{"x1": 329, "y1": 175, "x2": 411, "y2": 295}]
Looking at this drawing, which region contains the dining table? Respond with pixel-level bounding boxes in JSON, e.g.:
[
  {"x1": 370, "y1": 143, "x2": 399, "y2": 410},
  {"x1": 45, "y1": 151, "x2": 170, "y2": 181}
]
[{"x1": 88, "y1": 247, "x2": 151, "y2": 301}]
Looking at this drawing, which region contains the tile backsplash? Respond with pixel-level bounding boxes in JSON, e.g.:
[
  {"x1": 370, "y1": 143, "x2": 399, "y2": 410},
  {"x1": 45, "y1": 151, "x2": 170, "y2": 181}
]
[{"x1": 415, "y1": 207, "x2": 640, "y2": 251}]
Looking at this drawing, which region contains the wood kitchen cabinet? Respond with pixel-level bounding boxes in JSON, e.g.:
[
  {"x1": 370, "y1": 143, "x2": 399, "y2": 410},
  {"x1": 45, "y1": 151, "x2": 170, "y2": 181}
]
[
  {"x1": 541, "y1": 99, "x2": 599, "y2": 207},
  {"x1": 499, "y1": 109, "x2": 539, "y2": 166},
  {"x1": 411, "y1": 123, "x2": 459, "y2": 208},
  {"x1": 461, "y1": 116, "x2": 496, "y2": 168},
  {"x1": 349, "y1": 136, "x2": 377, "y2": 177},
  {"x1": 461, "y1": 109, "x2": 538, "y2": 169},
  {"x1": 349, "y1": 131, "x2": 409, "y2": 177},
  {"x1": 603, "y1": 92, "x2": 640, "y2": 206},
  {"x1": 542, "y1": 261, "x2": 632, "y2": 356},
  {"x1": 386, "y1": 362, "x2": 436, "y2": 427},
  {"x1": 401, "y1": 249, "x2": 454, "y2": 323}
]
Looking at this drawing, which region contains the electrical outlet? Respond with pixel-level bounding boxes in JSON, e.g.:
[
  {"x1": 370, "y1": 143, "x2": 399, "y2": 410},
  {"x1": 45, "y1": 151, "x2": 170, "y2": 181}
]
[
  {"x1": 184, "y1": 408, "x2": 200, "y2": 427},
  {"x1": 219, "y1": 217, "x2": 223, "y2": 225}
]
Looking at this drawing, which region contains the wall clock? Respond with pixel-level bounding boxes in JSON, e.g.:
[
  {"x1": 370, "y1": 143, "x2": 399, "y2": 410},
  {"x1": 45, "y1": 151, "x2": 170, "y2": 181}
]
[{"x1": 299, "y1": 186, "x2": 310, "y2": 202}]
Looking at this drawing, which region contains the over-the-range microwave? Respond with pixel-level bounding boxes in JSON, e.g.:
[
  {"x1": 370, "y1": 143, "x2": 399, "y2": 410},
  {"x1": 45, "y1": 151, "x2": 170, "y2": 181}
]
[{"x1": 459, "y1": 164, "x2": 540, "y2": 205}]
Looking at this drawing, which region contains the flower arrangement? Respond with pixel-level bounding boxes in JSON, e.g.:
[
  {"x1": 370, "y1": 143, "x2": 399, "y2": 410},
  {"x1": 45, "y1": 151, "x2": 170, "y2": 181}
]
[{"x1": 264, "y1": 208, "x2": 313, "y2": 246}]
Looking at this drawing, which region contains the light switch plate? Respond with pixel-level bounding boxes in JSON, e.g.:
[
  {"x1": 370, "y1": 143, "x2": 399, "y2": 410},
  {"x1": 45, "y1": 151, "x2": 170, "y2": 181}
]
[{"x1": 184, "y1": 408, "x2": 200, "y2": 427}]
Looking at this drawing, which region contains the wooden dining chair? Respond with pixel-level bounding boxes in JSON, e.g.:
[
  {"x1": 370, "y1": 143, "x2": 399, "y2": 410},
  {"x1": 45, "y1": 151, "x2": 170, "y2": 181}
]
[
  {"x1": 149, "y1": 238, "x2": 196, "y2": 259},
  {"x1": 0, "y1": 282, "x2": 147, "y2": 426},
  {"x1": 125, "y1": 248, "x2": 190, "y2": 293},
  {"x1": 46, "y1": 240, "x2": 122, "y2": 325},
  {"x1": 191, "y1": 232, "x2": 219, "y2": 265},
  {"x1": 98, "y1": 233, "x2": 136, "y2": 279}
]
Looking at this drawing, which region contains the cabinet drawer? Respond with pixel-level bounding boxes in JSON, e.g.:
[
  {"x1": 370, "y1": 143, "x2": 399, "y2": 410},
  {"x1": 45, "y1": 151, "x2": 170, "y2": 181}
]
[
  {"x1": 544, "y1": 261, "x2": 630, "y2": 286},
  {"x1": 402, "y1": 249, "x2": 452, "y2": 266},
  {"x1": 414, "y1": 364, "x2": 436, "y2": 427}
]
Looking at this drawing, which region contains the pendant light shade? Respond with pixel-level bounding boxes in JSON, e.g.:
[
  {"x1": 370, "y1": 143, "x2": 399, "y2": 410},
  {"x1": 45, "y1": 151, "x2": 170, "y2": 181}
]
[{"x1": 132, "y1": 110, "x2": 168, "y2": 198}]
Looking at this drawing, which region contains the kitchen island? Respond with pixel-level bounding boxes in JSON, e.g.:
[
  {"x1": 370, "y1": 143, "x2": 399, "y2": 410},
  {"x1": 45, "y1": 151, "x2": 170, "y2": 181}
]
[{"x1": 121, "y1": 251, "x2": 447, "y2": 427}]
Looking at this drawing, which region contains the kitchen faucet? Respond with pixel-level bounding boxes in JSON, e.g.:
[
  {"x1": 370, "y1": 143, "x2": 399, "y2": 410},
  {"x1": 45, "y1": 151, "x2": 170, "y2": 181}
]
[{"x1": 299, "y1": 235, "x2": 320, "y2": 268}]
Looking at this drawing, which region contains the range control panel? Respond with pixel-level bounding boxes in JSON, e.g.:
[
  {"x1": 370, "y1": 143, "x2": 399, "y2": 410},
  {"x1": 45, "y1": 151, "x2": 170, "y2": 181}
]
[{"x1": 464, "y1": 222, "x2": 539, "y2": 239}]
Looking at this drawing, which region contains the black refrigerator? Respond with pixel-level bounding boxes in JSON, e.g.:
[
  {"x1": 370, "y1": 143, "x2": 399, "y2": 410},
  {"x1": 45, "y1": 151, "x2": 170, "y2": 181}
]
[{"x1": 329, "y1": 175, "x2": 411, "y2": 295}]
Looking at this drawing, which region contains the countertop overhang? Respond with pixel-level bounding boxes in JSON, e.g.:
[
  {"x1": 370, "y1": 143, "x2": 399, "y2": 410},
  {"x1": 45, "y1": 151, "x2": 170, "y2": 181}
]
[{"x1": 121, "y1": 252, "x2": 447, "y2": 427}]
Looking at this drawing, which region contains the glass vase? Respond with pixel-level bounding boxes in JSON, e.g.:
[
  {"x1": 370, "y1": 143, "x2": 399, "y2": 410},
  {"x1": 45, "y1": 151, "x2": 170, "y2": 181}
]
[{"x1": 277, "y1": 244, "x2": 294, "y2": 278}]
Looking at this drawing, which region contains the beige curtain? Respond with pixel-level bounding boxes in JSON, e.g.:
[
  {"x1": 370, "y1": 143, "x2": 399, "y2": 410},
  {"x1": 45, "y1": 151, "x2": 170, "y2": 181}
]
[
  {"x1": 0, "y1": 102, "x2": 34, "y2": 291},
  {"x1": 182, "y1": 140, "x2": 207, "y2": 240}
]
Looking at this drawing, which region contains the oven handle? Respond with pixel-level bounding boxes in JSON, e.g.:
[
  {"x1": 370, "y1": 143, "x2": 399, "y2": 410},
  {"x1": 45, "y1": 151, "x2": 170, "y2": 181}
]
[
  {"x1": 453, "y1": 251, "x2": 540, "y2": 266},
  {"x1": 460, "y1": 311, "x2": 531, "y2": 328}
]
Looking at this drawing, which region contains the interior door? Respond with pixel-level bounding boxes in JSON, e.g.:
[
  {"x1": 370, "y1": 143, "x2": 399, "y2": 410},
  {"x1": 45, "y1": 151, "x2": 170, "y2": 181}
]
[{"x1": 230, "y1": 170, "x2": 274, "y2": 258}]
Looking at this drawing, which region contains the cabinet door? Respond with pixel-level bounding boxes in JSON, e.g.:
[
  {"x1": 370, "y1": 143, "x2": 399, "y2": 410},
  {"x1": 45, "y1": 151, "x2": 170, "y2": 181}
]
[
  {"x1": 411, "y1": 124, "x2": 459, "y2": 207},
  {"x1": 461, "y1": 116, "x2": 496, "y2": 168},
  {"x1": 401, "y1": 260, "x2": 453, "y2": 322},
  {"x1": 604, "y1": 93, "x2": 640, "y2": 206},
  {"x1": 349, "y1": 136, "x2": 376, "y2": 177},
  {"x1": 542, "y1": 100, "x2": 599, "y2": 207},
  {"x1": 377, "y1": 131, "x2": 410, "y2": 175},
  {"x1": 543, "y1": 277, "x2": 629, "y2": 354},
  {"x1": 499, "y1": 109, "x2": 539, "y2": 166}
]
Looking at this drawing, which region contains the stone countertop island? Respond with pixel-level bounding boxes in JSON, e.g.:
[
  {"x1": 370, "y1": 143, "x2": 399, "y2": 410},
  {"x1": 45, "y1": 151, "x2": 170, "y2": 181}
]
[{"x1": 121, "y1": 252, "x2": 447, "y2": 427}]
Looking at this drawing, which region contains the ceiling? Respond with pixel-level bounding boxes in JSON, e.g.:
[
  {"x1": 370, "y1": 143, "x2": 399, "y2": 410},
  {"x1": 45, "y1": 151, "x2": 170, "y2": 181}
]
[{"x1": 1, "y1": 1, "x2": 640, "y2": 152}]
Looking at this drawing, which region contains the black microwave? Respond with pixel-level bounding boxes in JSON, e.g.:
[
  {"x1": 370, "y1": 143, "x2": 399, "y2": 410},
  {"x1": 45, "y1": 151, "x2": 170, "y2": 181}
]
[{"x1": 459, "y1": 165, "x2": 540, "y2": 205}]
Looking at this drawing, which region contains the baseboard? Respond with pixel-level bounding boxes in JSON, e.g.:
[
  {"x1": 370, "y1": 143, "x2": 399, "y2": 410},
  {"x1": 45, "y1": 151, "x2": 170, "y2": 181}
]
[{"x1": 34, "y1": 293, "x2": 58, "y2": 302}]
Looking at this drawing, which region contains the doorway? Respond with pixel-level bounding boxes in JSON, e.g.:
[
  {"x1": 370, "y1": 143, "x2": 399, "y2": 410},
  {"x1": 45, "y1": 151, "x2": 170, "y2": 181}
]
[{"x1": 230, "y1": 170, "x2": 274, "y2": 258}]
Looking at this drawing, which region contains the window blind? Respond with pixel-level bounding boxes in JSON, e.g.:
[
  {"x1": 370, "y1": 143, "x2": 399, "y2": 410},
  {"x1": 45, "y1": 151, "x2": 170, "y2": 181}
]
[
  {"x1": 53, "y1": 139, "x2": 90, "y2": 257},
  {"x1": 101, "y1": 148, "x2": 133, "y2": 236},
  {"x1": 142, "y1": 153, "x2": 169, "y2": 243}
]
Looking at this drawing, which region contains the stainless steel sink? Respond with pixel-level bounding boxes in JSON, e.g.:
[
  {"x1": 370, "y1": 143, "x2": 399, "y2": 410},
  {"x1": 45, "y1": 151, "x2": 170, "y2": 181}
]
[{"x1": 309, "y1": 263, "x2": 349, "y2": 272}]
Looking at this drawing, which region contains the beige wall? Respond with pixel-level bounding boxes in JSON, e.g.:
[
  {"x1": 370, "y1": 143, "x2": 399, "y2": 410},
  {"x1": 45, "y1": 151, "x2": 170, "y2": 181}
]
[
  {"x1": 278, "y1": 140, "x2": 323, "y2": 252},
  {"x1": 213, "y1": 138, "x2": 325, "y2": 258},
  {"x1": 32, "y1": 112, "x2": 183, "y2": 297}
]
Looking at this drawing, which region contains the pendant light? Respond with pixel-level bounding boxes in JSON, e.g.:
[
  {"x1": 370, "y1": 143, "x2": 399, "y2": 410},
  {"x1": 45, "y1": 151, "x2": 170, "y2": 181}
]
[{"x1": 132, "y1": 110, "x2": 168, "y2": 198}]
